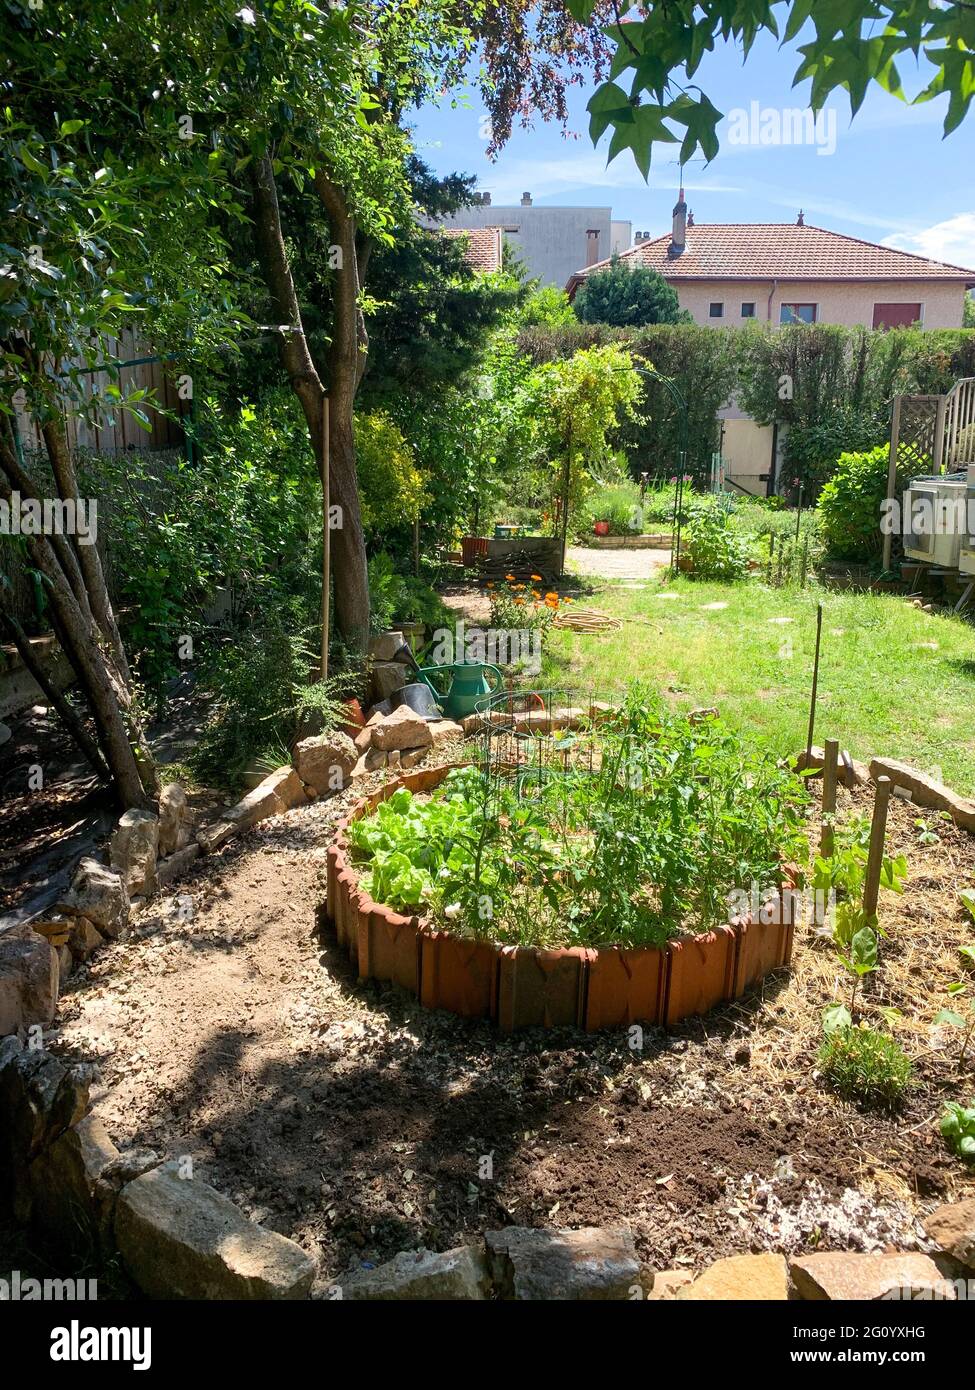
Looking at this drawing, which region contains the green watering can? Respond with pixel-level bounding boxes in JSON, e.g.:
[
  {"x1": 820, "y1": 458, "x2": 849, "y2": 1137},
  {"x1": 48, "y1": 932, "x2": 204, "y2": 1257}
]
[{"x1": 414, "y1": 660, "x2": 505, "y2": 721}]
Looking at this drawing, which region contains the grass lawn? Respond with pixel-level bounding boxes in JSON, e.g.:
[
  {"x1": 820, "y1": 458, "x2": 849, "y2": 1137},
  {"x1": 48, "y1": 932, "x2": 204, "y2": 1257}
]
[{"x1": 543, "y1": 571, "x2": 975, "y2": 795}]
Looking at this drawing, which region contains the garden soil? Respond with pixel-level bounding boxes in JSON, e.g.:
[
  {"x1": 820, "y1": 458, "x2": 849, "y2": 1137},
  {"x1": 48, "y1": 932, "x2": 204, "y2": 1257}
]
[{"x1": 52, "y1": 773, "x2": 975, "y2": 1286}]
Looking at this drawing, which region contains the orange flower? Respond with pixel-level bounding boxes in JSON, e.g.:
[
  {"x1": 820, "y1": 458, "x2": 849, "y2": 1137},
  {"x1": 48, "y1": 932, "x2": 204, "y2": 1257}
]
[
  {"x1": 505, "y1": 573, "x2": 515, "y2": 581},
  {"x1": 513, "y1": 597, "x2": 524, "y2": 606},
  {"x1": 564, "y1": 595, "x2": 574, "y2": 604},
  {"x1": 531, "y1": 573, "x2": 542, "y2": 581},
  {"x1": 486, "y1": 581, "x2": 495, "y2": 589},
  {"x1": 545, "y1": 592, "x2": 559, "y2": 602},
  {"x1": 532, "y1": 589, "x2": 541, "y2": 599}
]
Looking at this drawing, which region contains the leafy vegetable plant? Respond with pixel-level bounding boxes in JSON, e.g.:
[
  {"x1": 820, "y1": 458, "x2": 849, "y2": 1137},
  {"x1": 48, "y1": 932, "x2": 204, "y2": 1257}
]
[{"x1": 940, "y1": 1102, "x2": 975, "y2": 1161}]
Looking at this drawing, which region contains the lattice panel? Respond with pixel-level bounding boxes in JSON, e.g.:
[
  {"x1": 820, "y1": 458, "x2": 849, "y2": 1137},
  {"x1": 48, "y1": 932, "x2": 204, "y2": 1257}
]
[{"x1": 895, "y1": 395, "x2": 942, "y2": 475}]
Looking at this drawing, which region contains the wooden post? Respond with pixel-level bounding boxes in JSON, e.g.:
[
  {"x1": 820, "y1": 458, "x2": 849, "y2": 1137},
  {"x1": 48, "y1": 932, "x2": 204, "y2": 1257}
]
[
  {"x1": 320, "y1": 393, "x2": 330, "y2": 681},
  {"x1": 863, "y1": 775, "x2": 892, "y2": 918},
  {"x1": 413, "y1": 515, "x2": 420, "y2": 578},
  {"x1": 767, "y1": 532, "x2": 775, "y2": 583},
  {"x1": 806, "y1": 603, "x2": 823, "y2": 758},
  {"x1": 799, "y1": 536, "x2": 809, "y2": 589},
  {"x1": 881, "y1": 396, "x2": 902, "y2": 574},
  {"x1": 821, "y1": 738, "x2": 839, "y2": 859},
  {"x1": 794, "y1": 485, "x2": 803, "y2": 543}
]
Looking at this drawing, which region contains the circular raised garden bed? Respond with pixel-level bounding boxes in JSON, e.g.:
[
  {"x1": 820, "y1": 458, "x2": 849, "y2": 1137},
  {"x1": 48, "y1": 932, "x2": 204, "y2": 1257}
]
[{"x1": 326, "y1": 765, "x2": 799, "y2": 1034}]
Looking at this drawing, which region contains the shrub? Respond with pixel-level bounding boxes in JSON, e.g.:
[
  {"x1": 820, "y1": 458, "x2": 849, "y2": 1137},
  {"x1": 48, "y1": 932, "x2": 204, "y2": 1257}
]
[
  {"x1": 684, "y1": 499, "x2": 749, "y2": 580},
  {"x1": 818, "y1": 1026, "x2": 913, "y2": 1107},
  {"x1": 816, "y1": 445, "x2": 896, "y2": 563},
  {"x1": 355, "y1": 411, "x2": 429, "y2": 538},
  {"x1": 573, "y1": 256, "x2": 690, "y2": 328}
]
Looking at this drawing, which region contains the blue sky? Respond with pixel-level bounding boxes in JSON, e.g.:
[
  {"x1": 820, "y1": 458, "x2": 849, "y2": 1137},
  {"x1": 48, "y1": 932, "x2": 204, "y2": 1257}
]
[{"x1": 410, "y1": 28, "x2": 975, "y2": 270}]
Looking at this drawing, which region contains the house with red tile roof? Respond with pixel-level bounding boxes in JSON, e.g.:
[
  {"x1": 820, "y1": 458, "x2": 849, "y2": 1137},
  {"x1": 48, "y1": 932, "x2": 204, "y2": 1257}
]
[
  {"x1": 566, "y1": 193, "x2": 975, "y2": 330},
  {"x1": 566, "y1": 194, "x2": 975, "y2": 495},
  {"x1": 441, "y1": 225, "x2": 504, "y2": 275}
]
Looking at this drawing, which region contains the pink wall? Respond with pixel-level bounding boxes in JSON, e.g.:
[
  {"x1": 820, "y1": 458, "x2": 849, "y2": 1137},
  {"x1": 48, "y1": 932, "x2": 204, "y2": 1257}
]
[{"x1": 670, "y1": 278, "x2": 968, "y2": 330}]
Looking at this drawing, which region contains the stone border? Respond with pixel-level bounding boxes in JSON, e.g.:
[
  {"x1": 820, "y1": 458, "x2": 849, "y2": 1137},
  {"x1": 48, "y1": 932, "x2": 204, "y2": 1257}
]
[
  {"x1": 797, "y1": 747, "x2": 975, "y2": 833},
  {"x1": 583, "y1": 533, "x2": 672, "y2": 549},
  {"x1": 326, "y1": 765, "x2": 800, "y2": 1033},
  {"x1": 0, "y1": 1034, "x2": 315, "y2": 1299}
]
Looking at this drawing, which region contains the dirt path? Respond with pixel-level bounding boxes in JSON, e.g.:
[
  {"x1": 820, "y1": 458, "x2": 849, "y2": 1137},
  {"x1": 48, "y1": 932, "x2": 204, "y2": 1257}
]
[
  {"x1": 50, "y1": 769, "x2": 972, "y2": 1288},
  {"x1": 567, "y1": 544, "x2": 670, "y2": 582}
]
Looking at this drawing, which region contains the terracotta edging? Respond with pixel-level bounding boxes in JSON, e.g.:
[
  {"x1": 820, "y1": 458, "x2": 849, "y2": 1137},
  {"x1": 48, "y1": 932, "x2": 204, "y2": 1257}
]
[{"x1": 326, "y1": 768, "x2": 798, "y2": 1033}]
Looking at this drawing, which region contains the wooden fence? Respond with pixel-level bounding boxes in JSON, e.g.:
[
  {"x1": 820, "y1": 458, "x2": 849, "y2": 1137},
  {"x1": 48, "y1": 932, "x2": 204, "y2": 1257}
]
[{"x1": 11, "y1": 328, "x2": 188, "y2": 456}]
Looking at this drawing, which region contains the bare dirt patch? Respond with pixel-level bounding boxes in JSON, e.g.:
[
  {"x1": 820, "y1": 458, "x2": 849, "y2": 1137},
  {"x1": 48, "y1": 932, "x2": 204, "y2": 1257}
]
[{"x1": 50, "y1": 766, "x2": 975, "y2": 1286}]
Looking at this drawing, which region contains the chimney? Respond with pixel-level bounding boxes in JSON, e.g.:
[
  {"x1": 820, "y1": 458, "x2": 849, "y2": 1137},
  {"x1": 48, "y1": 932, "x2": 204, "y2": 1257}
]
[
  {"x1": 585, "y1": 228, "x2": 600, "y2": 266},
  {"x1": 687, "y1": 210, "x2": 695, "y2": 228},
  {"x1": 481, "y1": 191, "x2": 492, "y2": 206},
  {"x1": 796, "y1": 208, "x2": 805, "y2": 226},
  {"x1": 669, "y1": 186, "x2": 687, "y2": 257},
  {"x1": 520, "y1": 191, "x2": 532, "y2": 206}
]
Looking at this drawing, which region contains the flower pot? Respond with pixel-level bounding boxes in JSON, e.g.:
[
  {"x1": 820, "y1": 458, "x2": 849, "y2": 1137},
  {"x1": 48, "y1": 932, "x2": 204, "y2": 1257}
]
[
  {"x1": 497, "y1": 945, "x2": 595, "y2": 1032},
  {"x1": 419, "y1": 928, "x2": 500, "y2": 1019},
  {"x1": 585, "y1": 945, "x2": 667, "y2": 1031},
  {"x1": 664, "y1": 926, "x2": 737, "y2": 1026},
  {"x1": 593, "y1": 520, "x2": 610, "y2": 536},
  {"x1": 338, "y1": 697, "x2": 365, "y2": 740}
]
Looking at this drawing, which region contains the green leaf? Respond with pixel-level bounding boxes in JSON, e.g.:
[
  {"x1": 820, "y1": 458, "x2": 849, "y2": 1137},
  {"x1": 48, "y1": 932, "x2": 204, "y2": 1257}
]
[{"x1": 823, "y1": 1003, "x2": 852, "y2": 1034}]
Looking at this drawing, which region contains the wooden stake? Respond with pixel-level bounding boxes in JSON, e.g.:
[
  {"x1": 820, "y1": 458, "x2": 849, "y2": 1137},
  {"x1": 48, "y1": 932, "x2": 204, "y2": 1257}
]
[
  {"x1": 320, "y1": 393, "x2": 330, "y2": 681},
  {"x1": 805, "y1": 603, "x2": 823, "y2": 758},
  {"x1": 863, "y1": 775, "x2": 892, "y2": 918},
  {"x1": 767, "y1": 532, "x2": 775, "y2": 582},
  {"x1": 821, "y1": 738, "x2": 839, "y2": 859}
]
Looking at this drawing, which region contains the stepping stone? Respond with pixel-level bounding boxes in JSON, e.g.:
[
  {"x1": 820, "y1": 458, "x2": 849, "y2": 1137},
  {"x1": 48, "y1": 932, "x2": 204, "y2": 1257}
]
[
  {"x1": 767, "y1": 616, "x2": 793, "y2": 624},
  {"x1": 700, "y1": 602, "x2": 728, "y2": 611},
  {"x1": 830, "y1": 628, "x2": 846, "y2": 636},
  {"x1": 619, "y1": 583, "x2": 647, "y2": 590},
  {"x1": 652, "y1": 593, "x2": 681, "y2": 601}
]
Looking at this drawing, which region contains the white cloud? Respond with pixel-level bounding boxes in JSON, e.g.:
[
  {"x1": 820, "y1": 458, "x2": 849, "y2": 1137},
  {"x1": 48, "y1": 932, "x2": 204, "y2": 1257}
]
[
  {"x1": 476, "y1": 150, "x2": 743, "y2": 205},
  {"x1": 884, "y1": 213, "x2": 975, "y2": 269}
]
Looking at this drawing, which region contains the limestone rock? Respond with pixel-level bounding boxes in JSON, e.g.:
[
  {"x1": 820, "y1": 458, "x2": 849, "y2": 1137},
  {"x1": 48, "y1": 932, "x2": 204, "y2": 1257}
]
[
  {"x1": 293, "y1": 731, "x2": 358, "y2": 795},
  {"x1": 0, "y1": 925, "x2": 59, "y2": 1037},
  {"x1": 0, "y1": 1042, "x2": 89, "y2": 1169},
  {"x1": 115, "y1": 1162, "x2": 316, "y2": 1299},
  {"x1": 155, "y1": 842, "x2": 201, "y2": 889},
  {"x1": 224, "y1": 766, "x2": 308, "y2": 832},
  {"x1": 157, "y1": 784, "x2": 189, "y2": 856},
  {"x1": 29, "y1": 1114, "x2": 120, "y2": 1252},
  {"x1": 198, "y1": 820, "x2": 236, "y2": 854},
  {"x1": 868, "y1": 757, "x2": 975, "y2": 829},
  {"x1": 401, "y1": 747, "x2": 427, "y2": 769},
  {"x1": 790, "y1": 1251, "x2": 952, "y2": 1301},
  {"x1": 678, "y1": 1253, "x2": 791, "y2": 1301},
  {"x1": 368, "y1": 630, "x2": 406, "y2": 663},
  {"x1": 370, "y1": 661, "x2": 409, "y2": 703},
  {"x1": 110, "y1": 809, "x2": 160, "y2": 897},
  {"x1": 486, "y1": 1225, "x2": 641, "y2": 1301},
  {"x1": 923, "y1": 1201, "x2": 975, "y2": 1273},
  {"x1": 370, "y1": 705, "x2": 433, "y2": 753},
  {"x1": 68, "y1": 917, "x2": 104, "y2": 963},
  {"x1": 339, "y1": 1245, "x2": 490, "y2": 1300},
  {"x1": 62, "y1": 857, "x2": 129, "y2": 938}
]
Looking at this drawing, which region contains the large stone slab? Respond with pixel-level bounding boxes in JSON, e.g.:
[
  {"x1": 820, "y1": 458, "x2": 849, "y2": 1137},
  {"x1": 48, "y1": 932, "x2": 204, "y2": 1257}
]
[
  {"x1": 924, "y1": 1201, "x2": 975, "y2": 1273},
  {"x1": 224, "y1": 766, "x2": 308, "y2": 831},
  {"x1": 486, "y1": 1225, "x2": 641, "y2": 1300},
  {"x1": 370, "y1": 661, "x2": 410, "y2": 703},
  {"x1": 110, "y1": 809, "x2": 160, "y2": 897},
  {"x1": 678, "y1": 1253, "x2": 791, "y2": 1300},
  {"x1": 339, "y1": 1245, "x2": 490, "y2": 1300},
  {"x1": 370, "y1": 705, "x2": 433, "y2": 752},
  {"x1": 368, "y1": 630, "x2": 406, "y2": 663},
  {"x1": 115, "y1": 1162, "x2": 316, "y2": 1299},
  {"x1": 29, "y1": 1114, "x2": 120, "y2": 1251},
  {"x1": 61, "y1": 857, "x2": 129, "y2": 938},
  {"x1": 0, "y1": 925, "x2": 58, "y2": 1037},
  {"x1": 293, "y1": 731, "x2": 358, "y2": 794},
  {"x1": 790, "y1": 1251, "x2": 953, "y2": 1301}
]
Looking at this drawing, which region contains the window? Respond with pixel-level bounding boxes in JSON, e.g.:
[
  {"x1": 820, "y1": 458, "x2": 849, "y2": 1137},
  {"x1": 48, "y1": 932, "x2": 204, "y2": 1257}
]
[
  {"x1": 780, "y1": 303, "x2": 817, "y2": 324},
  {"x1": 741, "y1": 302, "x2": 756, "y2": 319},
  {"x1": 872, "y1": 302, "x2": 922, "y2": 330},
  {"x1": 709, "y1": 302, "x2": 724, "y2": 318}
]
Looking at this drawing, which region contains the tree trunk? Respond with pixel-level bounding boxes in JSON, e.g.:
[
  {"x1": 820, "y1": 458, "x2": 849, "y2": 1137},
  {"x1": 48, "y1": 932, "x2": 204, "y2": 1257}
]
[
  {"x1": 250, "y1": 155, "x2": 370, "y2": 653},
  {"x1": 0, "y1": 435, "x2": 153, "y2": 809}
]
